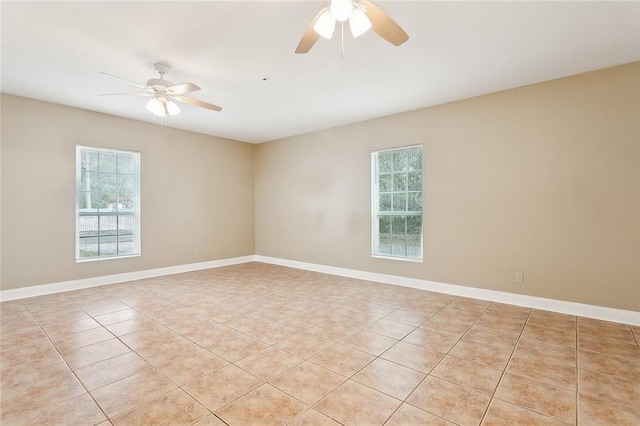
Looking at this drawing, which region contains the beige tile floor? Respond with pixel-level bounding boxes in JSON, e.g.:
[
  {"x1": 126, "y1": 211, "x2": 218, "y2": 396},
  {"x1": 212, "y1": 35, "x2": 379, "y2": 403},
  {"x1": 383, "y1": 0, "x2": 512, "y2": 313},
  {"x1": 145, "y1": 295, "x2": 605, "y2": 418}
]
[{"x1": 1, "y1": 262, "x2": 638, "y2": 425}]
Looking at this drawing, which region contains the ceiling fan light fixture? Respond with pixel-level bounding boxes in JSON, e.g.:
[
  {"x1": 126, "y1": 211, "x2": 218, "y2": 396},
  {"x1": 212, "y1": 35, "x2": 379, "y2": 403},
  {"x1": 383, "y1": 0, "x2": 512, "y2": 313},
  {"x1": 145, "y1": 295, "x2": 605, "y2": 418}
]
[
  {"x1": 330, "y1": 0, "x2": 353, "y2": 22},
  {"x1": 166, "y1": 100, "x2": 180, "y2": 116},
  {"x1": 313, "y1": 9, "x2": 336, "y2": 39},
  {"x1": 146, "y1": 97, "x2": 165, "y2": 117},
  {"x1": 294, "y1": 0, "x2": 409, "y2": 54},
  {"x1": 349, "y1": 7, "x2": 372, "y2": 37},
  {"x1": 146, "y1": 96, "x2": 179, "y2": 117}
]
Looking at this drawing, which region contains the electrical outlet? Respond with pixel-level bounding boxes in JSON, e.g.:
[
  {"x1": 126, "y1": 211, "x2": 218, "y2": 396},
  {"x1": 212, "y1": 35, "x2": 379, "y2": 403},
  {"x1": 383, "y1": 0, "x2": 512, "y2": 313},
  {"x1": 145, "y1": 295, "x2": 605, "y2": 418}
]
[{"x1": 516, "y1": 273, "x2": 524, "y2": 284}]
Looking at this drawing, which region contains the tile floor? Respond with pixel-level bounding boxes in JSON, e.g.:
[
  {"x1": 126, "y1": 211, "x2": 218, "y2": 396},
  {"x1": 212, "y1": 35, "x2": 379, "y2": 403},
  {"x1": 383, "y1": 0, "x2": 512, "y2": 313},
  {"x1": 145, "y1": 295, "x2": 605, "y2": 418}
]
[{"x1": 1, "y1": 262, "x2": 638, "y2": 425}]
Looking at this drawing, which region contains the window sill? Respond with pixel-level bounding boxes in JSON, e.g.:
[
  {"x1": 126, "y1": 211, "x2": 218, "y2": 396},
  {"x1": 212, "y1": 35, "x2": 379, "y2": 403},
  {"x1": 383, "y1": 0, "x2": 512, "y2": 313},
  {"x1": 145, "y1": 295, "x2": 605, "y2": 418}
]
[
  {"x1": 76, "y1": 253, "x2": 140, "y2": 263},
  {"x1": 372, "y1": 254, "x2": 423, "y2": 263}
]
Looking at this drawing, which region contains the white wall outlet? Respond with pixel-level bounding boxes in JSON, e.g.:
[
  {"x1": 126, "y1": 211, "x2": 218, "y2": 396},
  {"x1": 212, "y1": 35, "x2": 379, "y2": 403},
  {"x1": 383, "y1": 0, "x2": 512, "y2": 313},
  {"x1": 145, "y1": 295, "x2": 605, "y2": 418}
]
[{"x1": 516, "y1": 272, "x2": 524, "y2": 284}]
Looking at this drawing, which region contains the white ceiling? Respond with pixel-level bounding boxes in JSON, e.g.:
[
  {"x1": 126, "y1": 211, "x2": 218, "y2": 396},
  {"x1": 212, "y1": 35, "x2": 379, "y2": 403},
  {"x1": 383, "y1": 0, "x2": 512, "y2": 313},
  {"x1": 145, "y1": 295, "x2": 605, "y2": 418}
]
[{"x1": 2, "y1": 1, "x2": 638, "y2": 143}]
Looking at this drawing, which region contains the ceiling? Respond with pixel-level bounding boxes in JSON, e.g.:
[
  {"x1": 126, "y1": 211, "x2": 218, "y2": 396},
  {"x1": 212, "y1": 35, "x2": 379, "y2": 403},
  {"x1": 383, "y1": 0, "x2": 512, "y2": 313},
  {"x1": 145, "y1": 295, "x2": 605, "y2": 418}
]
[{"x1": 2, "y1": 1, "x2": 638, "y2": 144}]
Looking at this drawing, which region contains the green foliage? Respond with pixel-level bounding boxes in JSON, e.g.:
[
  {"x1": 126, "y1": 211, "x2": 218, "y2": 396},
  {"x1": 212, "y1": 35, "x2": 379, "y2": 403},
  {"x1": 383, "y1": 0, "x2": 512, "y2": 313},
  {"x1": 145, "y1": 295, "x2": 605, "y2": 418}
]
[{"x1": 79, "y1": 149, "x2": 135, "y2": 210}]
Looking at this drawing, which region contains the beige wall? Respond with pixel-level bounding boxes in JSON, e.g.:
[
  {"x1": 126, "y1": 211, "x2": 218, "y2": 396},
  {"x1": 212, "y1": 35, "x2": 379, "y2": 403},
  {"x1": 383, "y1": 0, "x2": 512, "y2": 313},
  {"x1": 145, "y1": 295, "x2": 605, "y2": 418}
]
[
  {"x1": 255, "y1": 63, "x2": 640, "y2": 311},
  {"x1": 1, "y1": 94, "x2": 255, "y2": 291},
  {"x1": 2, "y1": 63, "x2": 638, "y2": 311}
]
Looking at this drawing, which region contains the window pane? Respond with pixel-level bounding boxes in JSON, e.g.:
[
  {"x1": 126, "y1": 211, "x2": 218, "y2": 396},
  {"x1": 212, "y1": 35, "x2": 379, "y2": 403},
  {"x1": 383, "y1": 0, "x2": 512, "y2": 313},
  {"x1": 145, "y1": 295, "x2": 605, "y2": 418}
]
[
  {"x1": 378, "y1": 216, "x2": 391, "y2": 234},
  {"x1": 99, "y1": 236, "x2": 118, "y2": 256},
  {"x1": 379, "y1": 174, "x2": 391, "y2": 192},
  {"x1": 118, "y1": 215, "x2": 134, "y2": 235},
  {"x1": 378, "y1": 235, "x2": 392, "y2": 255},
  {"x1": 407, "y1": 215, "x2": 422, "y2": 235},
  {"x1": 408, "y1": 171, "x2": 422, "y2": 191},
  {"x1": 379, "y1": 193, "x2": 392, "y2": 211},
  {"x1": 79, "y1": 216, "x2": 99, "y2": 237},
  {"x1": 393, "y1": 173, "x2": 407, "y2": 191},
  {"x1": 393, "y1": 151, "x2": 408, "y2": 172},
  {"x1": 118, "y1": 234, "x2": 134, "y2": 255},
  {"x1": 79, "y1": 169, "x2": 91, "y2": 189},
  {"x1": 99, "y1": 216, "x2": 117, "y2": 237},
  {"x1": 409, "y1": 150, "x2": 422, "y2": 171},
  {"x1": 408, "y1": 192, "x2": 422, "y2": 212},
  {"x1": 79, "y1": 236, "x2": 99, "y2": 258},
  {"x1": 79, "y1": 171, "x2": 100, "y2": 209},
  {"x1": 391, "y1": 216, "x2": 405, "y2": 235},
  {"x1": 118, "y1": 175, "x2": 134, "y2": 193},
  {"x1": 391, "y1": 236, "x2": 406, "y2": 256},
  {"x1": 392, "y1": 193, "x2": 406, "y2": 211},
  {"x1": 81, "y1": 151, "x2": 98, "y2": 172},
  {"x1": 117, "y1": 193, "x2": 134, "y2": 212},
  {"x1": 90, "y1": 171, "x2": 100, "y2": 196},
  {"x1": 118, "y1": 154, "x2": 134, "y2": 174},
  {"x1": 98, "y1": 173, "x2": 117, "y2": 209},
  {"x1": 379, "y1": 153, "x2": 392, "y2": 173},
  {"x1": 99, "y1": 152, "x2": 117, "y2": 173},
  {"x1": 407, "y1": 236, "x2": 421, "y2": 257},
  {"x1": 88, "y1": 194, "x2": 101, "y2": 211},
  {"x1": 78, "y1": 191, "x2": 91, "y2": 209}
]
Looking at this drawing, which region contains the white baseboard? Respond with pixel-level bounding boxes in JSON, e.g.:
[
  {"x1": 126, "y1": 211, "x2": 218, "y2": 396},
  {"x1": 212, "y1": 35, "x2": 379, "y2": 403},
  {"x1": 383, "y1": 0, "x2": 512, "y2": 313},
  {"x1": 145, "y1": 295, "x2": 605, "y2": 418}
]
[
  {"x1": 254, "y1": 255, "x2": 640, "y2": 326},
  {"x1": 3, "y1": 254, "x2": 638, "y2": 326},
  {"x1": 0, "y1": 256, "x2": 255, "y2": 302}
]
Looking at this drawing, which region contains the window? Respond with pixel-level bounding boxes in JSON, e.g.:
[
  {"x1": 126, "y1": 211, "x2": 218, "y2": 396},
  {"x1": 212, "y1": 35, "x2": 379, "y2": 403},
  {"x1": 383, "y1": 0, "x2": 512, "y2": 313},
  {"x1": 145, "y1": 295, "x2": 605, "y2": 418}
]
[
  {"x1": 76, "y1": 146, "x2": 140, "y2": 261},
  {"x1": 372, "y1": 145, "x2": 423, "y2": 261}
]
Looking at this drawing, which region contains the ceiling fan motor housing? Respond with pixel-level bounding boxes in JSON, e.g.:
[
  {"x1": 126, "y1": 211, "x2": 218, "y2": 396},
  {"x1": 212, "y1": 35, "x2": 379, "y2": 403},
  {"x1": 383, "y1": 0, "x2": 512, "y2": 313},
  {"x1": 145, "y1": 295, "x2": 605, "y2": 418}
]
[
  {"x1": 148, "y1": 62, "x2": 173, "y2": 90},
  {"x1": 146, "y1": 78, "x2": 174, "y2": 91}
]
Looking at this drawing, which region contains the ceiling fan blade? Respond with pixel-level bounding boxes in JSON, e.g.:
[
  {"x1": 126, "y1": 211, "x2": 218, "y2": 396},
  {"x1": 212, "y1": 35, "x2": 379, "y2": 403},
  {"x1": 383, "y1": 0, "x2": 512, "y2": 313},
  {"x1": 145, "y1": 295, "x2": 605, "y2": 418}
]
[
  {"x1": 295, "y1": 7, "x2": 326, "y2": 54},
  {"x1": 99, "y1": 72, "x2": 147, "y2": 89},
  {"x1": 173, "y1": 96, "x2": 222, "y2": 112},
  {"x1": 360, "y1": 0, "x2": 409, "y2": 46},
  {"x1": 98, "y1": 92, "x2": 152, "y2": 96},
  {"x1": 166, "y1": 82, "x2": 201, "y2": 95}
]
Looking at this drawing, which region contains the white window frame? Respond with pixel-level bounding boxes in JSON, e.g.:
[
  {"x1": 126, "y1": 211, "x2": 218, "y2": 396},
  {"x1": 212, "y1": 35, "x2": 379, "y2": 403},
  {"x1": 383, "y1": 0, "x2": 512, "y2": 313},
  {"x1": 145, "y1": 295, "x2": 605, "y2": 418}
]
[
  {"x1": 371, "y1": 144, "x2": 423, "y2": 262},
  {"x1": 75, "y1": 145, "x2": 141, "y2": 262}
]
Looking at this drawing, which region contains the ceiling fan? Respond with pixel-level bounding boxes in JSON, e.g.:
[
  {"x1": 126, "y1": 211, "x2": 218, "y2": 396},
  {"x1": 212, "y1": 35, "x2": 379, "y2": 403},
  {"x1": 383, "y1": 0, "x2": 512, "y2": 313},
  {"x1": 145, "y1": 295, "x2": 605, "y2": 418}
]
[
  {"x1": 295, "y1": 0, "x2": 409, "y2": 54},
  {"x1": 99, "y1": 62, "x2": 222, "y2": 117}
]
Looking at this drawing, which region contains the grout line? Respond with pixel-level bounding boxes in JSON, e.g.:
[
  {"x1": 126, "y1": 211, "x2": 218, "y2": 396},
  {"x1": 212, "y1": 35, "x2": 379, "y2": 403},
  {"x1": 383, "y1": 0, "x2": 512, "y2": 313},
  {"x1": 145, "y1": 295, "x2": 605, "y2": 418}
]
[
  {"x1": 387, "y1": 296, "x2": 489, "y2": 424},
  {"x1": 476, "y1": 307, "x2": 532, "y2": 425},
  {"x1": 42, "y1": 295, "x2": 218, "y2": 423},
  {"x1": 24, "y1": 300, "x2": 112, "y2": 424},
  {"x1": 6, "y1": 264, "x2": 636, "y2": 425}
]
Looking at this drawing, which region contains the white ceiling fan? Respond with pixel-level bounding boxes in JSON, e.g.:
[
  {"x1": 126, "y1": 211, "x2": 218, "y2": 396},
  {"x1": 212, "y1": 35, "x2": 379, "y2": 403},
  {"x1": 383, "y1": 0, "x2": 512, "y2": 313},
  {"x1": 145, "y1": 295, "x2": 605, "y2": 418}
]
[
  {"x1": 99, "y1": 62, "x2": 222, "y2": 117},
  {"x1": 295, "y1": 0, "x2": 409, "y2": 54}
]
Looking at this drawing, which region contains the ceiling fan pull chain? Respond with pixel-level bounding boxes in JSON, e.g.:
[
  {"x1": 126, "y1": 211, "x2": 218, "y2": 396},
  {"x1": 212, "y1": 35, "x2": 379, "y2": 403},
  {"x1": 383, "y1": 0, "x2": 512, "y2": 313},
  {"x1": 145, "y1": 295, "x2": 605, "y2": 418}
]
[{"x1": 341, "y1": 21, "x2": 345, "y2": 58}]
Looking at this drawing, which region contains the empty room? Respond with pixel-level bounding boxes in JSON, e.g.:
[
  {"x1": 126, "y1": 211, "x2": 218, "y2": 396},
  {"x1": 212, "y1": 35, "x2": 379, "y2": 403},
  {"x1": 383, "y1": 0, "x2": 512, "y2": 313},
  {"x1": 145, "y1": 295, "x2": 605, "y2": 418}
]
[{"x1": 1, "y1": 1, "x2": 638, "y2": 425}]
